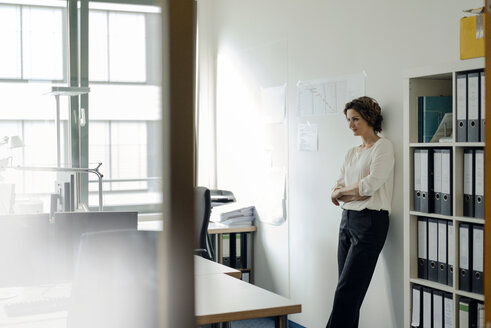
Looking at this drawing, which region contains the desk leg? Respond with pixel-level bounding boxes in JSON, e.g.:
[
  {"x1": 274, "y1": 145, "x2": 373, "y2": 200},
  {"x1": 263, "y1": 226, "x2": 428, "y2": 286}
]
[
  {"x1": 275, "y1": 315, "x2": 288, "y2": 328},
  {"x1": 250, "y1": 232, "x2": 254, "y2": 284},
  {"x1": 218, "y1": 233, "x2": 223, "y2": 264},
  {"x1": 210, "y1": 234, "x2": 217, "y2": 262},
  {"x1": 229, "y1": 233, "x2": 236, "y2": 268}
]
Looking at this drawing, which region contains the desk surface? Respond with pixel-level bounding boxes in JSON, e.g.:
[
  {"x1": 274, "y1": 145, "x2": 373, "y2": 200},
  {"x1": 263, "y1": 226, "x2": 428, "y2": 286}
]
[
  {"x1": 137, "y1": 219, "x2": 257, "y2": 234},
  {"x1": 195, "y1": 273, "x2": 301, "y2": 325},
  {"x1": 207, "y1": 223, "x2": 257, "y2": 234},
  {"x1": 194, "y1": 255, "x2": 241, "y2": 279}
]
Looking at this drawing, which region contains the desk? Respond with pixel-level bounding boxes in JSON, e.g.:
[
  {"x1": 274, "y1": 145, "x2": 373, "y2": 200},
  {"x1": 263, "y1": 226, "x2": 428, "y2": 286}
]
[
  {"x1": 0, "y1": 258, "x2": 300, "y2": 328},
  {"x1": 138, "y1": 220, "x2": 257, "y2": 283},
  {"x1": 194, "y1": 255, "x2": 241, "y2": 279},
  {"x1": 195, "y1": 273, "x2": 301, "y2": 328},
  {"x1": 208, "y1": 223, "x2": 257, "y2": 284}
]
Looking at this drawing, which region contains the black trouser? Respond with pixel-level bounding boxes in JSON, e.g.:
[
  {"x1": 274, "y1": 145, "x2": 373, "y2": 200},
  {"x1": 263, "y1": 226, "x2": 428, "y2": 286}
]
[{"x1": 326, "y1": 209, "x2": 389, "y2": 328}]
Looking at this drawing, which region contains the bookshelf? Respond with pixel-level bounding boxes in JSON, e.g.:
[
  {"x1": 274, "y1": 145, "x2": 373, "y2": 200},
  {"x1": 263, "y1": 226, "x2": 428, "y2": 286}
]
[{"x1": 403, "y1": 58, "x2": 485, "y2": 327}]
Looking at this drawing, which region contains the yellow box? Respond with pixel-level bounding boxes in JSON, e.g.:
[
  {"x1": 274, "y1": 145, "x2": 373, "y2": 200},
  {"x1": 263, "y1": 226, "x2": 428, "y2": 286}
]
[{"x1": 460, "y1": 10, "x2": 485, "y2": 60}]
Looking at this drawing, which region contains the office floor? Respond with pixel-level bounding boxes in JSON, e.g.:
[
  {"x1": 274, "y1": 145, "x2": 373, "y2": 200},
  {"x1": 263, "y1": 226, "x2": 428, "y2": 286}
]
[
  {"x1": 201, "y1": 318, "x2": 304, "y2": 327},
  {"x1": 232, "y1": 318, "x2": 275, "y2": 327}
]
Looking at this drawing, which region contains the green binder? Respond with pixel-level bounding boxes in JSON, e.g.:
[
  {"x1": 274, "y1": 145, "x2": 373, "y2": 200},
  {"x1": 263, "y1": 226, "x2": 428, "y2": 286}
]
[{"x1": 418, "y1": 96, "x2": 452, "y2": 143}]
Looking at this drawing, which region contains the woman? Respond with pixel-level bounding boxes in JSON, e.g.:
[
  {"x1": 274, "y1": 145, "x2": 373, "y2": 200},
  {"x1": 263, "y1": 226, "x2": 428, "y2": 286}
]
[{"x1": 327, "y1": 96, "x2": 394, "y2": 328}]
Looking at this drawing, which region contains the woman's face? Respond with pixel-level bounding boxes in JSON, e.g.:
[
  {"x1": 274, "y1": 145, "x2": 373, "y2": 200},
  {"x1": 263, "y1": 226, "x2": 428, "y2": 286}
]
[{"x1": 346, "y1": 108, "x2": 371, "y2": 137}]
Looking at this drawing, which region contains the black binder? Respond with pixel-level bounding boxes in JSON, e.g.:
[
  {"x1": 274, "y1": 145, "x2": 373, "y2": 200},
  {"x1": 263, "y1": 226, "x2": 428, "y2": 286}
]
[
  {"x1": 459, "y1": 223, "x2": 472, "y2": 292},
  {"x1": 474, "y1": 149, "x2": 484, "y2": 219},
  {"x1": 479, "y1": 71, "x2": 485, "y2": 142},
  {"x1": 428, "y1": 218, "x2": 438, "y2": 282},
  {"x1": 447, "y1": 221, "x2": 454, "y2": 287},
  {"x1": 437, "y1": 219, "x2": 447, "y2": 285},
  {"x1": 417, "y1": 217, "x2": 428, "y2": 280},
  {"x1": 414, "y1": 149, "x2": 421, "y2": 212},
  {"x1": 463, "y1": 149, "x2": 474, "y2": 217},
  {"x1": 467, "y1": 72, "x2": 480, "y2": 142},
  {"x1": 456, "y1": 72, "x2": 468, "y2": 142},
  {"x1": 440, "y1": 148, "x2": 452, "y2": 216},
  {"x1": 432, "y1": 149, "x2": 442, "y2": 214},
  {"x1": 459, "y1": 297, "x2": 477, "y2": 328},
  {"x1": 472, "y1": 224, "x2": 484, "y2": 294}
]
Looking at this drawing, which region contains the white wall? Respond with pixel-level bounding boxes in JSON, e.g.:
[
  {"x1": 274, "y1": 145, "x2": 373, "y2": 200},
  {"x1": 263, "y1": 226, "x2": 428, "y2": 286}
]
[{"x1": 200, "y1": 0, "x2": 483, "y2": 327}]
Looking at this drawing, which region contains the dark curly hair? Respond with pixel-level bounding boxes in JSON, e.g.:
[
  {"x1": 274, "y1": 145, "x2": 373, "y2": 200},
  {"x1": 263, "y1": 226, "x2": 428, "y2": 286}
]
[{"x1": 343, "y1": 96, "x2": 383, "y2": 133}]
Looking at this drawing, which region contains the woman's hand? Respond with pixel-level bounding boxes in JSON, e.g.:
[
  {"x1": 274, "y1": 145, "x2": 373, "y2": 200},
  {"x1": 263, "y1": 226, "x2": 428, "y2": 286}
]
[{"x1": 331, "y1": 189, "x2": 342, "y2": 206}]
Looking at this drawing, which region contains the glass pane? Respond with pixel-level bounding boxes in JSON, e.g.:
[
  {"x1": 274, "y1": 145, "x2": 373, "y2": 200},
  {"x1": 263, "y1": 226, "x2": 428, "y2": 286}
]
[
  {"x1": 22, "y1": 6, "x2": 64, "y2": 80},
  {"x1": 88, "y1": 121, "x2": 110, "y2": 192},
  {"x1": 0, "y1": 5, "x2": 21, "y2": 79},
  {"x1": 88, "y1": 6, "x2": 161, "y2": 211},
  {"x1": 89, "y1": 84, "x2": 161, "y2": 120},
  {"x1": 0, "y1": 121, "x2": 23, "y2": 166},
  {"x1": 89, "y1": 10, "x2": 109, "y2": 82},
  {"x1": 108, "y1": 12, "x2": 146, "y2": 82},
  {"x1": 22, "y1": 121, "x2": 57, "y2": 194},
  {"x1": 110, "y1": 122, "x2": 147, "y2": 191}
]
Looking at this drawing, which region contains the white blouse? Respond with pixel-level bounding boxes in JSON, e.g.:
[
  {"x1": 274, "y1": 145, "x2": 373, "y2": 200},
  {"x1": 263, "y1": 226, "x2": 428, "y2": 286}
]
[{"x1": 333, "y1": 137, "x2": 395, "y2": 214}]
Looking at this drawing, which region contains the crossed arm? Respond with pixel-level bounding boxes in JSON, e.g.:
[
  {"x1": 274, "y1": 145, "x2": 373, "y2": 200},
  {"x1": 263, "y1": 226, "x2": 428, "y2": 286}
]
[{"x1": 331, "y1": 181, "x2": 370, "y2": 206}]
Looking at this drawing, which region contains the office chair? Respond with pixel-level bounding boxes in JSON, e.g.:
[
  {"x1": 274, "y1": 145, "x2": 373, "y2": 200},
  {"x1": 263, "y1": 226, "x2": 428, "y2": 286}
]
[
  {"x1": 67, "y1": 230, "x2": 159, "y2": 328},
  {"x1": 195, "y1": 186, "x2": 212, "y2": 260}
]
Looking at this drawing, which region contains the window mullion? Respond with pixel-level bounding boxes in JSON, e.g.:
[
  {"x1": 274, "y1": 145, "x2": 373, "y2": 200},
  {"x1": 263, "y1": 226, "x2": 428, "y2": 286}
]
[{"x1": 79, "y1": 0, "x2": 89, "y2": 205}]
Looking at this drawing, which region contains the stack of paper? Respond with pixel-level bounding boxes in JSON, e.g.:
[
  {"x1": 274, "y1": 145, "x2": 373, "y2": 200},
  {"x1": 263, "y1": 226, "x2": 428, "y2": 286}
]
[{"x1": 210, "y1": 202, "x2": 256, "y2": 227}]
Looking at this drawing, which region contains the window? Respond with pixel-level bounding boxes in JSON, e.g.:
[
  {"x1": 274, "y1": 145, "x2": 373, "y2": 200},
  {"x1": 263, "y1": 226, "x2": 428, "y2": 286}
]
[
  {"x1": 22, "y1": 6, "x2": 64, "y2": 80},
  {"x1": 0, "y1": 5, "x2": 21, "y2": 79},
  {"x1": 0, "y1": 3, "x2": 64, "y2": 81},
  {"x1": 0, "y1": 1, "x2": 161, "y2": 214},
  {"x1": 89, "y1": 10, "x2": 146, "y2": 82},
  {"x1": 87, "y1": 4, "x2": 161, "y2": 211}
]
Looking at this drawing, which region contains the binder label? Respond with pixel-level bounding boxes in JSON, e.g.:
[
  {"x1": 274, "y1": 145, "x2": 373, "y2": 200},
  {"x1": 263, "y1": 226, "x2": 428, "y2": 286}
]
[
  {"x1": 457, "y1": 75, "x2": 466, "y2": 120},
  {"x1": 448, "y1": 223, "x2": 454, "y2": 266},
  {"x1": 464, "y1": 153, "x2": 473, "y2": 195},
  {"x1": 460, "y1": 227, "x2": 469, "y2": 269},
  {"x1": 438, "y1": 222, "x2": 447, "y2": 262},
  {"x1": 414, "y1": 151, "x2": 421, "y2": 191},
  {"x1": 468, "y1": 74, "x2": 479, "y2": 120},
  {"x1": 423, "y1": 291, "x2": 432, "y2": 326},
  {"x1": 411, "y1": 287, "x2": 421, "y2": 326},
  {"x1": 475, "y1": 152, "x2": 484, "y2": 195},
  {"x1": 428, "y1": 221, "x2": 438, "y2": 261},
  {"x1": 433, "y1": 293, "x2": 443, "y2": 327},
  {"x1": 473, "y1": 228, "x2": 484, "y2": 272},
  {"x1": 421, "y1": 152, "x2": 428, "y2": 192},
  {"x1": 418, "y1": 220, "x2": 427, "y2": 257},
  {"x1": 481, "y1": 72, "x2": 486, "y2": 119},
  {"x1": 434, "y1": 151, "x2": 442, "y2": 192},
  {"x1": 441, "y1": 152, "x2": 450, "y2": 194},
  {"x1": 444, "y1": 296, "x2": 453, "y2": 327}
]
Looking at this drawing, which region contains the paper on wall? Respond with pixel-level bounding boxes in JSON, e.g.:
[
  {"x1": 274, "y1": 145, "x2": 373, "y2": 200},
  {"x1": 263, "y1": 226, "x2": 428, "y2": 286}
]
[
  {"x1": 296, "y1": 73, "x2": 365, "y2": 117},
  {"x1": 297, "y1": 123, "x2": 318, "y2": 152}
]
